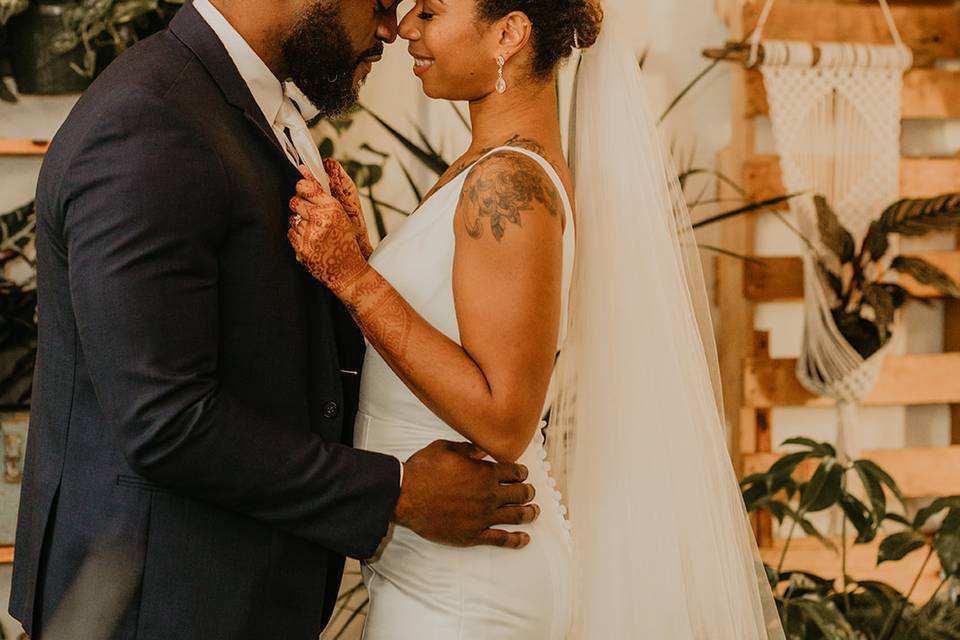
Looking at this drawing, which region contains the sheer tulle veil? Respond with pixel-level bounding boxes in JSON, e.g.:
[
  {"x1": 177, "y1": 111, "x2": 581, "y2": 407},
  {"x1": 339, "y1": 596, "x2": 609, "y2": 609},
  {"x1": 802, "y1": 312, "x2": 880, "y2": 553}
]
[{"x1": 545, "y1": 2, "x2": 787, "y2": 637}]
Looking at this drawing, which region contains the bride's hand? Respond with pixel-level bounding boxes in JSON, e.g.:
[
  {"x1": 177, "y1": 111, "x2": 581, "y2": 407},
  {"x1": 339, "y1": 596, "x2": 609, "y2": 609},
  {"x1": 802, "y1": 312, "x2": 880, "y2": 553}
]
[
  {"x1": 288, "y1": 187, "x2": 369, "y2": 294},
  {"x1": 297, "y1": 162, "x2": 374, "y2": 260}
]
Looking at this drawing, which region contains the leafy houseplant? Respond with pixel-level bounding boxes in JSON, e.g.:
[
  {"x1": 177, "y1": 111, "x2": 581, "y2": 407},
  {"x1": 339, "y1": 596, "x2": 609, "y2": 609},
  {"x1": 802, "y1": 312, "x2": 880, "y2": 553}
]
[
  {"x1": 0, "y1": 201, "x2": 37, "y2": 408},
  {"x1": 48, "y1": 0, "x2": 185, "y2": 79},
  {"x1": 742, "y1": 437, "x2": 960, "y2": 639},
  {"x1": 813, "y1": 194, "x2": 960, "y2": 360}
]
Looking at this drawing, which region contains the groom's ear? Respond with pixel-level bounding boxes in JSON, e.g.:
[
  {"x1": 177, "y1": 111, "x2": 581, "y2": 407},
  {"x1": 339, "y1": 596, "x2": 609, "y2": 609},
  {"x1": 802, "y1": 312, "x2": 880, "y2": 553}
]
[{"x1": 497, "y1": 11, "x2": 532, "y2": 59}]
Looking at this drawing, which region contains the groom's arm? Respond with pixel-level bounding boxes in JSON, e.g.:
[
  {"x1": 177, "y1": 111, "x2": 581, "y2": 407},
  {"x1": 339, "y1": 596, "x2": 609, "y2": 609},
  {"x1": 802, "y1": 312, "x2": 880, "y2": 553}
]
[{"x1": 57, "y1": 92, "x2": 399, "y2": 558}]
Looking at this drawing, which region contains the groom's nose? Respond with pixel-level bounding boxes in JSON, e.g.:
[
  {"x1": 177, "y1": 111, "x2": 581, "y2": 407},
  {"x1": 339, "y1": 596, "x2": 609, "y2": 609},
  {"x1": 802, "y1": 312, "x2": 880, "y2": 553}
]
[{"x1": 376, "y1": 8, "x2": 399, "y2": 44}]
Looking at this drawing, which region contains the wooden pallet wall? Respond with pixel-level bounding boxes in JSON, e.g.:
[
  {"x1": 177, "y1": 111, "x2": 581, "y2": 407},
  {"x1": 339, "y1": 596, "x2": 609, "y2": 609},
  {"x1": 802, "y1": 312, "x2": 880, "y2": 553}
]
[{"x1": 714, "y1": 0, "x2": 960, "y2": 601}]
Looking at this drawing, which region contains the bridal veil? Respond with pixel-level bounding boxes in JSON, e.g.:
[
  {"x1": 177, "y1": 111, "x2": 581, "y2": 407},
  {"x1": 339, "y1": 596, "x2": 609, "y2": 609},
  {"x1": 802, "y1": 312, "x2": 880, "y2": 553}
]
[{"x1": 546, "y1": 2, "x2": 786, "y2": 637}]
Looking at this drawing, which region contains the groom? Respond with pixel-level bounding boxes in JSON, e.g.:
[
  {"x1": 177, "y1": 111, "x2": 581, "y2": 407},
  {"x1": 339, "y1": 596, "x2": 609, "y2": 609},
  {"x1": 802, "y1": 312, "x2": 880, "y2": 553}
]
[{"x1": 10, "y1": 0, "x2": 538, "y2": 638}]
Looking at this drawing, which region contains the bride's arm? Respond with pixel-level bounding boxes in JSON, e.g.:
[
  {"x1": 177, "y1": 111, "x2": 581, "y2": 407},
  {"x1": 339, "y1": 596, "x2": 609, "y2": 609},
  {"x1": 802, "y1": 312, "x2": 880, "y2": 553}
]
[{"x1": 289, "y1": 152, "x2": 564, "y2": 463}]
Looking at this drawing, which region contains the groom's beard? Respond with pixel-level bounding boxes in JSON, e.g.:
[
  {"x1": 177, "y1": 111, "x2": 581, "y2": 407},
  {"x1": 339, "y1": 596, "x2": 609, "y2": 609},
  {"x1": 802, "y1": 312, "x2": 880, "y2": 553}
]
[{"x1": 281, "y1": 3, "x2": 378, "y2": 118}]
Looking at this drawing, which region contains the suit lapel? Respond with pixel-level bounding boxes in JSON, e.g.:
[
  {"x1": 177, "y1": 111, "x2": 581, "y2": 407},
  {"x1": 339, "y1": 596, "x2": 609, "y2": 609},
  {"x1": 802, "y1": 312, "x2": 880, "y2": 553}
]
[
  {"x1": 168, "y1": 3, "x2": 300, "y2": 181},
  {"x1": 169, "y1": 4, "x2": 366, "y2": 436}
]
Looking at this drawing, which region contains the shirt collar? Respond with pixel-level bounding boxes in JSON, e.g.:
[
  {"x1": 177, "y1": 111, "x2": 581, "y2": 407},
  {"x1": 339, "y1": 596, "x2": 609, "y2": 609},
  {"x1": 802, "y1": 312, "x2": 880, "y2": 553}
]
[{"x1": 192, "y1": 0, "x2": 284, "y2": 126}]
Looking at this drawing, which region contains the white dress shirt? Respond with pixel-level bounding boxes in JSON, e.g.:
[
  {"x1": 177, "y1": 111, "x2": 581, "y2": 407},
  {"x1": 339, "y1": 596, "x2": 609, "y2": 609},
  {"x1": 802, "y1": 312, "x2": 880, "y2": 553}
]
[
  {"x1": 193, "y1": 0, "x2": 331, "y2": 192},
  {"x1": 192, "y1": 0, "x2": 401, "y2": 488}
]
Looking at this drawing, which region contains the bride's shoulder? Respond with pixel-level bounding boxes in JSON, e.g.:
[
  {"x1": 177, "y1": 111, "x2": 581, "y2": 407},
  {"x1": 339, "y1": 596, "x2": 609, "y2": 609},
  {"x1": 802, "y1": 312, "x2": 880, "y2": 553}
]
[{"x1": 456, "y1": 147, "x2": 564, "y2": 244}]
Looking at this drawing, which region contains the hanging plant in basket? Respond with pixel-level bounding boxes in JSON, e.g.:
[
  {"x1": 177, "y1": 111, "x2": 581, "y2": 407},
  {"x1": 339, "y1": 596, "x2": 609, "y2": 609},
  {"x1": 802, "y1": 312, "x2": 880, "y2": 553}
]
[{"x1": 814, "y1": 193, "x2": 960, "y2": 360}]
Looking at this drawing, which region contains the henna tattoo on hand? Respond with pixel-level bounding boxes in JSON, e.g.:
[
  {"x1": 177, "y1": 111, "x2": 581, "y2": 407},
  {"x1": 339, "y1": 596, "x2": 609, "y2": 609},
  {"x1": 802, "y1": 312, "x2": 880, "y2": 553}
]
[
  {"x1": 458, "y1": 151, "x2": 561, "y2": 242},
  {"x1": 343, "y1": 271, "x2": 412, "y2": 359}
]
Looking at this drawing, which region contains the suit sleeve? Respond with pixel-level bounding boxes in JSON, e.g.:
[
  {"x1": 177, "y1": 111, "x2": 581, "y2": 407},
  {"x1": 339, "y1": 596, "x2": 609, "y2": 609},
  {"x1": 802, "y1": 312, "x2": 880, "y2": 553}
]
[{"x1": 59, "y1": 92, "x2": 399, "y2": 559}]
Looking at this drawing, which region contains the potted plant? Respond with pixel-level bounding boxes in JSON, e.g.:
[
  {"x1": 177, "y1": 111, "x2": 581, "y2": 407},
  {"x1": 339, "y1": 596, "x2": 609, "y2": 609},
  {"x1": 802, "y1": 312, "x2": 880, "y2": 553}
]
[
  {"x1": 742, "y1": 437, "x2": 960, "y2": 639},
  {"x1": 6, "y1": 0, "x2": 183, "y2": 95}
]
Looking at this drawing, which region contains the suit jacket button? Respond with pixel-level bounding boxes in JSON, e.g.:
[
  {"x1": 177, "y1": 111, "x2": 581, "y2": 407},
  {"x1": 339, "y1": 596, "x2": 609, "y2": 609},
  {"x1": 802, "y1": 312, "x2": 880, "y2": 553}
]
[{"x1": 321, "y1": 401, "x2": 340, "y2": 419}]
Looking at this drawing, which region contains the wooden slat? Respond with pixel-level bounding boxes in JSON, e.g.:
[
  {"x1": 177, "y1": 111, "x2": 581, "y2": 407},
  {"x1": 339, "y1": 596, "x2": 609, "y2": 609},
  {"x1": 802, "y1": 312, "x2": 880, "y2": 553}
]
[
  {"x1": 948, "y1": 231, "x2": 960, "y2": 444},
  {"x1": 0, "y1": 546, "x2": 13, "y2": 564},
  {"x1": 743, "y1": 251, "x2": 960, "y2": 301},
  {"x1": 0, "y1": 139, "x2": 49, "y2": 156},
  {"x1": 745, "y1": 156, "x2": 960, "y2": 209},
  {"x1": 746, "y1": 68, "x2": 960, "y2": 119},
  {"x1": 743, "y1": 3, "x2": 960, "y2": 59},
  {"x1": 744, "y1": 353, "x2": 960, "y2": 408},
  {"x1": 743, "y1": 446, "x2": 960, "y2": 498},
  {"x1": 759, "y1": 536, "x2": 941, "y2": 604}
]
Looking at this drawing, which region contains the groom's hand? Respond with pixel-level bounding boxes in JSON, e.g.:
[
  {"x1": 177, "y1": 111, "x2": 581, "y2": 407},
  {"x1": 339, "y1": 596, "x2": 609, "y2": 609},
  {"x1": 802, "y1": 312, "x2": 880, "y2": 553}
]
[{"x1": 393, "y1": 440, "x2": 539, "y2": 549}]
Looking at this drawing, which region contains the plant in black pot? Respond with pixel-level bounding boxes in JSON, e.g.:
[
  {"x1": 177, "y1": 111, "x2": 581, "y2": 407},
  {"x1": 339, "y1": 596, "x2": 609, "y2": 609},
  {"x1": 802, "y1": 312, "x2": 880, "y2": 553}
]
[
  {"x1": 814, "y1": 193, "x2": 960, "y2": 360},
  {"x1": 7, "y1": 0, "x2": 183, "y2": 95}
]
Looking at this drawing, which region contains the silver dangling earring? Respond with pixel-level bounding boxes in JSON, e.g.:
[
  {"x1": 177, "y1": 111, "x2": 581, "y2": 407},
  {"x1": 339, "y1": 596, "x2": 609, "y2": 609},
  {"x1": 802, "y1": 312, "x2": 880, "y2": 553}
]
[{"x1": 495, "y1": 55, "x2": 507, "y2": 94}]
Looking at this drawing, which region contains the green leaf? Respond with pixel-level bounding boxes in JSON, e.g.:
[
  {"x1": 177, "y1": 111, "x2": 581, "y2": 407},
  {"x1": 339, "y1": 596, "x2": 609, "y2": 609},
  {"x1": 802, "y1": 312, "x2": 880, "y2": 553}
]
[
  {"x1": 800, "y1": 459, "x2": 843, "y2": 513},
  {"x1": 816, "y1": 261, "x2": 844, "y2": 301},
  {"x1": 690, "y1": 193, "x2": 801, "y2": 230},
  {"x1": 840, "y1": 493, "x2": 878, "y2": 544},
  {"x1": 856, "y1": 459, "x2": 908, "y2": 513},
  {"x1": 815, "y1": 195, "x2": 856, "y2": 264},
  {"x1": 781, "y1": 571, "x2": 836, "y2": 597},
  {"x1": 880, "y1": 283, "x2": 910, "y2": 310},
  {"x1": 878, "y1": 531, "x2": 926, "y2": 564},
  {"x1": 861, "y1": 283, "x2": 896, "y2": 343},
  {"x1": 360, "y1": 106, "x2": 449, "y2": 176},
  {"x1": 914, "y1": 496, "x2": 960, "y2": 530},
  {"x1": 781, "y1": 437, "x2": 835, "y2": 457},
  {"x1": 853, "y1": 460, "x2": 888, "y2": 522},
  {"x1": 318, "y1": 137, "x2": 335, "y2": 159},
  {"x1": 794, "y1": 597, "x2": 859, "y2": 640},
  {"x1": 877, "y1": 192, "x2": 960, "y2": 237},
  {"x1": 768, "y1": 450, "x2": 817, "y2": 480},
  {"x1": 862, "y1": 220, "x2": 891, "y2": 262},
  {"x1": 891, "y1": 256, "x2": 960, "y2": 298},
  {"x1": 934, "y1": 509, "x2": 960, "y2": 576}
]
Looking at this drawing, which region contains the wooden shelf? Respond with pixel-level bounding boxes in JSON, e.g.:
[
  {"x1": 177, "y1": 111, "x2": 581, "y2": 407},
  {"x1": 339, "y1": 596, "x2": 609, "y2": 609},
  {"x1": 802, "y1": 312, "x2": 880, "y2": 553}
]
[
  {"x1": 747, "y1": 68, "x2": 960, "y2": 120},
  {"x1": 744, "y1": 353, "x2": 960, "y2": 408},
  {"x1": 743, "y1": 3, "x2": 960, "y2": 60},
  {"x1": 743, "y1": 446, "x2": 960, "y2": 498},
  {"x1": 0, "y1": 139, "x2": 50, "y2": 156},
  {"x1": 742, "y1": 251, "x2": 960, "y2": 301},
  {"x1": 745, "y1": 155, "x2": 960, "y2": 209}
]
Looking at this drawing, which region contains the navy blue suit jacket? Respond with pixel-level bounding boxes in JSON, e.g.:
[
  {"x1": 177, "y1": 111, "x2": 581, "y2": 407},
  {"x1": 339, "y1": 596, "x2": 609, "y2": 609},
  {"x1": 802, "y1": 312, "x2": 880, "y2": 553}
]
[{"x1": 10, "y1": 5, "x2": 400, "y2": 638}]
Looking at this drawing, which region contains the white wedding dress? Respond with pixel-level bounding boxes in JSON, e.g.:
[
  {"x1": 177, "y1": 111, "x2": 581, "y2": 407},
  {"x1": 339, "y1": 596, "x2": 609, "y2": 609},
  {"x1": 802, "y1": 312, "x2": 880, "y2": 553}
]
[{"x1": 354, "y1": 146, "x2": 576, "y2": 639}]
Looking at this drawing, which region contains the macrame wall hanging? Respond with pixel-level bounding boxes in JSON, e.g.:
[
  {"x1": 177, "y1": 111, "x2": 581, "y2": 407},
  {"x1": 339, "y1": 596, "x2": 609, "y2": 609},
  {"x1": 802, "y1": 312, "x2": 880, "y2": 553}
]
[{"x1": 749, "y1": 0, "x2": 913, "y2": 460}]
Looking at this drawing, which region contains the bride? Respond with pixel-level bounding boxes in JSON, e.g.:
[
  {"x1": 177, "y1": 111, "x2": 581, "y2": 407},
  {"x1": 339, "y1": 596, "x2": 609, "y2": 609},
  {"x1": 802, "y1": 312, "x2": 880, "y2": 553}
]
[{"x1": 288, "y1": 0, "x2": 785, "y2": 637}]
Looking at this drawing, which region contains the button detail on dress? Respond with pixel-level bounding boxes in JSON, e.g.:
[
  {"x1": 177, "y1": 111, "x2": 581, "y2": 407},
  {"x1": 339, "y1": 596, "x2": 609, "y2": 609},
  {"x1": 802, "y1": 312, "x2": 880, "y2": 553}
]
[{"x1": 321, "y1": 401, "x2": 340, "y2": 419}]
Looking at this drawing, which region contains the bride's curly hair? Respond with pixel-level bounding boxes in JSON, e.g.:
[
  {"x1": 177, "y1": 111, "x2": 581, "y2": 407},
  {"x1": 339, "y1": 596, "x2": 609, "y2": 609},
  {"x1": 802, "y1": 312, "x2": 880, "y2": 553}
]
[{"x1": 476, "y1": 0, "x2": 604, "y2": 78}]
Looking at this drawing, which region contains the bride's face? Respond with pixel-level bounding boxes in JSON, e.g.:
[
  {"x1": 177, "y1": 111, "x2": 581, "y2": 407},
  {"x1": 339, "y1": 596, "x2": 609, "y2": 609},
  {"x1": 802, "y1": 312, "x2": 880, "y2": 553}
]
[{"x1": 398, "y1": 0, "x2": 513, "y2": 100}]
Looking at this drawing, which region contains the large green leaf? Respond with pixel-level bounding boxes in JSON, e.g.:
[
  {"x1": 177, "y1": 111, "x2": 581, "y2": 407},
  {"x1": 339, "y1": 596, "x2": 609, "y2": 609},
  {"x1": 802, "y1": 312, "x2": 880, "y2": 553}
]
[
  {"x1": 861, "y1": 283, "x2": 896, "y2": 343},
  {"x1": 781, "y1": 437, "x2": 836, "y2": 457},
  {"x1": 890, "y1": 256, "x2": 960, "y2": 298},
  {"x1": 862, "y1": 220, "x2": 891, "y2": 262},
  {"x1": 840, "y1": 493, "x2": 879, "y2": 544},
  {"x1": 800, "y1": 459, "x2": 844, "y2": 513},
  {"x1": 914, "y1": 496, "x2": 960, "y2": 531},
  {"x1": 794, "y1": 597, "x2": 859, "y2": 640},
  {"x1": 856, "y1": 459, "x2": 908, "y2": 514},
  {"x1": 815, "y1": 195, "x2": 856, "y2": 264},
  {"x1": 934, "y1": 509, "x2": 960, "y2": 576},
  {"x1": 853, "y1": 460, "x2": 888, "y2": 522},
  {"x1": 360, "y1": 106, "x2": 450, "y2": 176},
  {"x1": 877, "y1": 193, "x2": 960, "y2": 237},
  {"x1": 878, "y1": 530, "x2": 927, "y2": 564}
]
